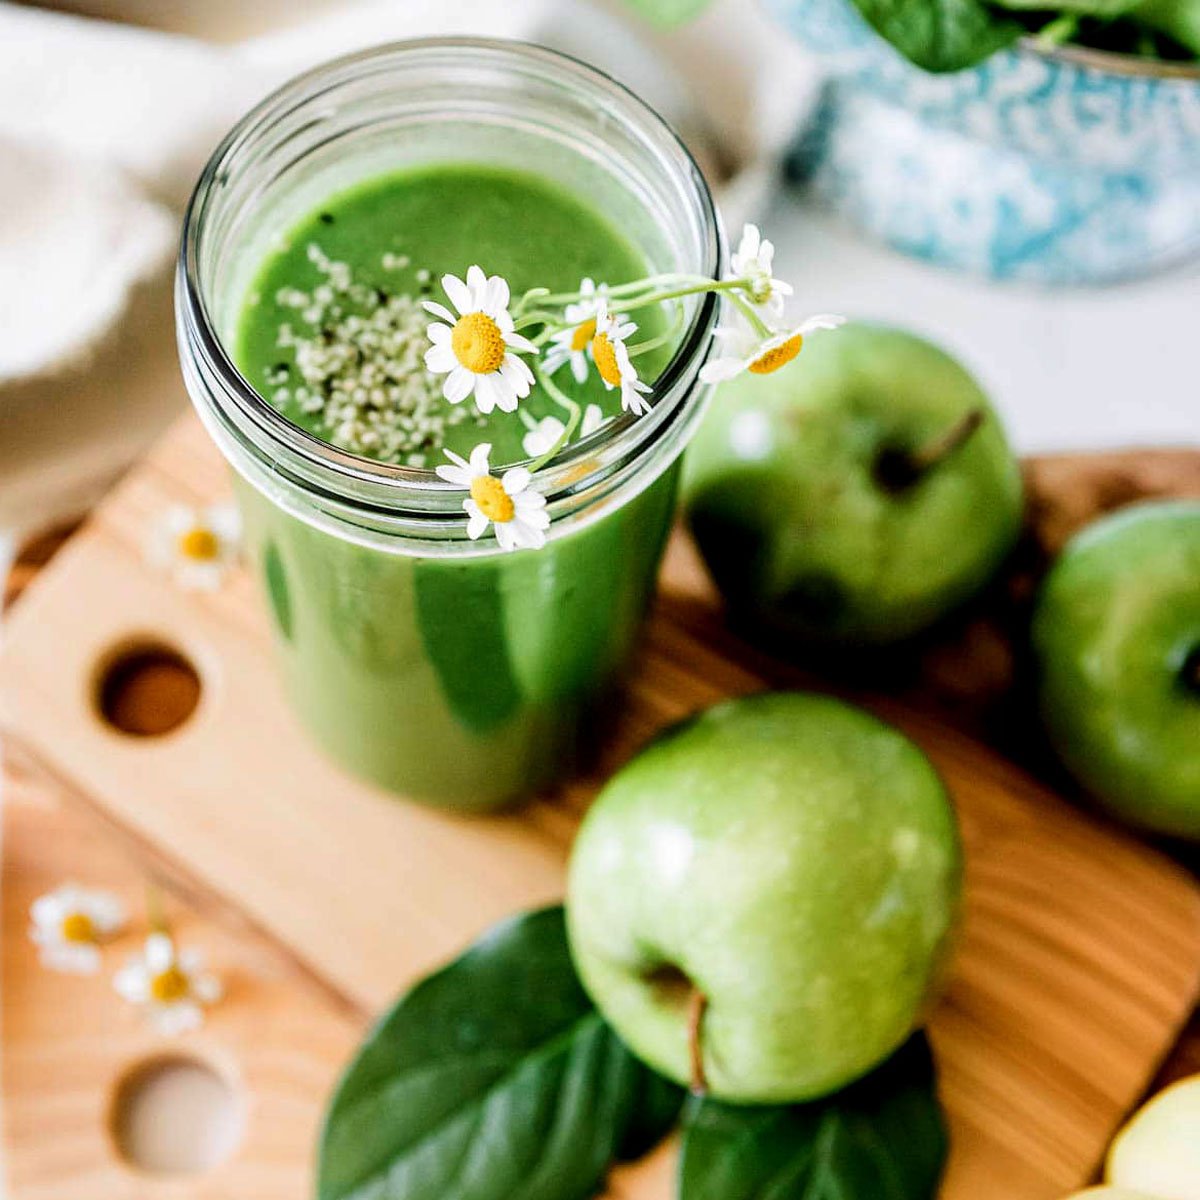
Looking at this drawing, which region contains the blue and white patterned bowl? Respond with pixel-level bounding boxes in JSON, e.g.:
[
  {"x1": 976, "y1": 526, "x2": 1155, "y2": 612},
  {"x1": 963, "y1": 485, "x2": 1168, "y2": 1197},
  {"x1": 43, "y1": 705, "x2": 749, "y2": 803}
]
[{"x1": 765, "y1": 0, "x2": 1200, "y2": 283}]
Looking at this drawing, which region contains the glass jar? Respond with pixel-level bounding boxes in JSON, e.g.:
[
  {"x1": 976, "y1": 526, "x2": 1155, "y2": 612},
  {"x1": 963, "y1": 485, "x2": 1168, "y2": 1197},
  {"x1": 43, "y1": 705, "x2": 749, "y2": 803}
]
[{"x1": 177, "y1": 39, "x2": 722, "y2": 811}]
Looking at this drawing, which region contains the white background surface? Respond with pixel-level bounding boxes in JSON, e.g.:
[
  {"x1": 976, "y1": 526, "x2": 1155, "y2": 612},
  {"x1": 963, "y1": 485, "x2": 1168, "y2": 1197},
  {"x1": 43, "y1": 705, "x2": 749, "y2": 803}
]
[{"x1": 767, "y1": 193, "x2": 1200, "y2": 454}]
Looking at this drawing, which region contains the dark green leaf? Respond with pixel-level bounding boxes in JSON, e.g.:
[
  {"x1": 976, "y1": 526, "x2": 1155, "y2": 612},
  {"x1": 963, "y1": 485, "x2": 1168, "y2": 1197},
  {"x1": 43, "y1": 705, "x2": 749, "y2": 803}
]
[
  {"x1": 319, "y1": 906, "x2": 684, "y2": 1200},
  {"x1": 1119, "y1": 0, "x2": 1200, "y2": 53},
  {"x1": 849, "y1": 0, "x2": 1023, "y2": 71},
  {"x1": 990, "y1": 0, "x2": 1139, "y2": 14},
  {"x1": 678, "y1": 1033, "x2": 947, "y2": 1200}
]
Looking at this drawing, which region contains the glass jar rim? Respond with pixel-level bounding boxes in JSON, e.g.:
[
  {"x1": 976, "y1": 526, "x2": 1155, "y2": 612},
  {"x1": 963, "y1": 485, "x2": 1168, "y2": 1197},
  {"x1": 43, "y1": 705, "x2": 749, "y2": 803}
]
[{"x1": 178, "y1": 36, "x2": 723, "y2": 538}]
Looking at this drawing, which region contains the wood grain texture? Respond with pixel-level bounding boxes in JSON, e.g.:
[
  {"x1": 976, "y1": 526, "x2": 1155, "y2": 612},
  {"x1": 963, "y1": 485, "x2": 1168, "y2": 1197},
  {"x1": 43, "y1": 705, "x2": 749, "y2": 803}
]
[
  {"x1": 0, "y1": 741, "x2": 361, "y2": 1200},
  {"x1": 2, "y1": 419, "x2": 1199, "y2": 1200}
]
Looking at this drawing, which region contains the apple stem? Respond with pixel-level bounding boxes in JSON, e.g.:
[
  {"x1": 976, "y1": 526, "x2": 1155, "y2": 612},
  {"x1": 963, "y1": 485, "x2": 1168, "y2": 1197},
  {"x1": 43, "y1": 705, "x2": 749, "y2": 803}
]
[
  {"x1": 1186, "y1": 648, "x2": 1200, "y2": 693},
  {"x1": 687, "y1": 989, "x2": 708, "y2": 1096},
  {"x1": 876, "y1": 408, "x2": 986, "y2": 492}
]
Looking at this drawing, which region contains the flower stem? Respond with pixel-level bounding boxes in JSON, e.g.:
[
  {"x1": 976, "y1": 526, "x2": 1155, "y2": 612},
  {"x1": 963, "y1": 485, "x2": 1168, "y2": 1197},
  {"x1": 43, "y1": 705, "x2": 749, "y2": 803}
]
[
  {"x1": 626, "y1": 302, "x2": 685, "y2": 359},
  {"x1": 145, "y1": 882, "x2": 169, "y2": 936},
  {"x1": 528, "y1": 363, "x2": 581, "y2": 471},
  {"x1": 532, "y1": 272, "x2": 701, "y2": 307},
  {"x1": 687, "y1": 988, "x2": 709, "y2": 1096},
  {"x1": 875, "y1": 408, "x2": 985, "y2": 492},
  {"x1": 727, "y1": 292, "x2": 771, "y2": 337},
  {"x1": 604, "y1": 277, "x2": 755, "y2": 318}
]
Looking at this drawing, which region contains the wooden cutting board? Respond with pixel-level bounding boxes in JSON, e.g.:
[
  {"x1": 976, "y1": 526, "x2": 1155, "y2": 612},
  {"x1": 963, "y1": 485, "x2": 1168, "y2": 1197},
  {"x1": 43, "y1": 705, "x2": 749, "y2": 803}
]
[{"x1": 2, "y1": 416, "x2": 1198, "y2": 1200}]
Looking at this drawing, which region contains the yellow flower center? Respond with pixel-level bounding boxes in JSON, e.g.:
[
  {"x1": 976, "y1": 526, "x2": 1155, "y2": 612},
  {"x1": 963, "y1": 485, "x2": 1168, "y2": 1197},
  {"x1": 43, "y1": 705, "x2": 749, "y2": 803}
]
[
  {"x1": 570, "y1": 318, "x2": 597, "y2": 352},
  {"x1": 60, "y1": 911, "x2": 96, "y2": 944},
  {"x1": 150, "y1": 965, "x2": 191, "y2": 1004},
  {"x1": 748, "y1": 333, "x2": 803, "y2": 375},
  {"x1": 591, "y1": 332, "x2": 623, "y2": 388},
  {"x1": 451, "y1": 312, "x2": 506, "y2": 375},
  {"x1": 470, "y1": 475, "x2": 515, "y2": 524},
  {"x1": 177, "y1": 527, "x2": 220, "y2": 561}
]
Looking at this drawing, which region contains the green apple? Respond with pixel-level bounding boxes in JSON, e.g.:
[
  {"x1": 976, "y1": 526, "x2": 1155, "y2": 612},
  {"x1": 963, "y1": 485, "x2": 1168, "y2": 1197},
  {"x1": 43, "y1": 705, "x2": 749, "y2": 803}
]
[
  {"x1": 1032, "y1": 501, "x2": 1200, "y2": 840},
  {"x1": 683, "y1": 322, "x2": 1023, "y2": 646},
  {"x1": 1107, "y1": 1075, "x2": 1200, "y2": 1200},
  {"x1": 565, "y1": 691, "x2": 962, "y2": 1104}
]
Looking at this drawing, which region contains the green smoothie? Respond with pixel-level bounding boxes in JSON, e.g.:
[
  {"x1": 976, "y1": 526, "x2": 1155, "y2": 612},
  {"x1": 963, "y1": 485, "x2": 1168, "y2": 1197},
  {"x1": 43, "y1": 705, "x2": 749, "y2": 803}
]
[{"x1": 231, "y1": 164, "x2": 680, "y2": 808}]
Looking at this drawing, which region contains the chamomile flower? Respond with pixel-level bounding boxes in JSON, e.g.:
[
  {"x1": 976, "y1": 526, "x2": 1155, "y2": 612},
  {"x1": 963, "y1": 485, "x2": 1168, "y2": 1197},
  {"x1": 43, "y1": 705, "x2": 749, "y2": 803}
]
[
  {"x1": 700, "y1": 314, "x2": 845, "y2": 384},
  {"x1": 729, "y1": 224, "x2": 792, "y2": 316},
  {"x1": 146, "y1": 504, "x2": 241, "y2": 592},
  {"x1": 436, "y1": 442, "x2": 550, "y2": 552},
  {"x1": 544, "y1": 278, "x2": 607, "y2": 383},
  {"x1": 423, "y1": 266, "x2": 538, "y2": 414},
  {"x1": 590, "y1": 299, "x2": 652, "y2": 417},
  {"x1": 520, "y1": 404, "x2": 606, "y2": 458},
  {"x1": 580, "y1": 403, "x2": 606, "y2": 437},
  {"x1": 29, "y1": 884, "x2": 127, "y2": 974},
  {"x1": 522, "y1": 416, "x2": 568, "y2": 459},
  {"x1": 114, "y1": 933, "x2": 222, "y2": 1035}
]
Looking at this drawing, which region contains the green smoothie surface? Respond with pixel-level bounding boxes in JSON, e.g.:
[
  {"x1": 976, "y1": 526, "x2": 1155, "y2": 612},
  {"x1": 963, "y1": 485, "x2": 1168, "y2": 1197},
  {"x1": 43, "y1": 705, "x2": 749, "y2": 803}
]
[{"x1": 234, "y1": 163, "x2": 668, "y2": 467}]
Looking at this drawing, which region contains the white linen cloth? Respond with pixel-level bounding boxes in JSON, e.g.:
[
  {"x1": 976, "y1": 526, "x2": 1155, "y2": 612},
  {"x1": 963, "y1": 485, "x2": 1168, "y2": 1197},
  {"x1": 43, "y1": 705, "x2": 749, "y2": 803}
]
[{"x1": 0, "y1": 0, "x2": 816, "y2": 542}]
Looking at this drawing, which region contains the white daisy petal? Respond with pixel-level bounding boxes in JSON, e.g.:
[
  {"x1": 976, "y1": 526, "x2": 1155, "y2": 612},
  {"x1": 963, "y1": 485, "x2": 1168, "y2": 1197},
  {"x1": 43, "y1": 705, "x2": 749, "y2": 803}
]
[
  {"x1": 501, "y1": 467, "x2": 531, "y2": 495},
  {"x1": 543, "y1": 345, "x2": 570, "y2": 376},
  {"x1": 518, "y1": 508, "x2": 551, "y2": 533},
  {"x1": 427, "y1": 322, "x2": 452, "y2": 344},
  {"x1": 503, "y1": 355, "x2": 535, "y2": 395},
  {"x1": 504, "y1": 331, "x2": 538, "y2": 355},
  {"x1": 581, "y1": 404, "x2": 604, "y2": 436},
  {"x1": 422, "y1": 301, "x2": 457, "y2": 324},
  {"x1": 468, "y1": 443, "x2": 493, "y2": 475},
  {"x1": 30, "y1": 893, "x2": 68, "y2": 926},
  {"x1": 700, "y1": 357, "x2": 745, "y2": 384},
  {"x1": 522, "y1": 417, "x2": 566, "y2": 458},
  {"x1": 442, "y1": 273, "x2": 473, "y2": 315},
  {"x1": 514, "y1": 487, "x2": 548, "y2": 512},
  {"x1": 800, "y1": 313, "x2": 847, "y2": 334},
  {"x1": 88, "y1": 896, "x2": 128, "y2": 933},
  {"x1": 489, "y1": 374, "x2": 519, "y2": 414},
  {"x1": 436, "y1": 464, "x2": 472, "y2": 486},
  {"x1": 191, "y1": 973, "x2": 223, "y2": 1005},
  {"x1": 424, "y1": 344, "x2": 457, "y2": 373},
  {"x1": 465, "y1": 264, "x2": 488, "y2": 302},
  {"x1": 443, "y1": 367, "x2": 475, "y2": 405},
  {"x1": 163, "y1": 506, "x2": 194, "y2": 537},
  {"x1": 484, "y1": 274, "x2": 510, "y2": 315},
  {"x1": 495, "y1": 521, "x2": 518, "y2": 552},
  {"x1": 510, "y1": 520, "x2": 545, "y2": 550},
  {"x1": 500, "y1": 357, "x2": 532, "y2": 395},
  {"x1": 41, "y1": 943, "x2": 101, "y2": 975},
  {"x1": 570, "y1": 355, "x2": 588, "y2": 385},
  {"x1": 208, "y1": 506, "x2": 241, "y2": 545},
  {"x1": 114, "y1": 962, "x2": 151, "y2": 1003},
  {"x1": 145, "y1": 933, "x2": 174, "y2": 973},
  {"x1": 473, "y1": 374, "x2": 499, "y2": 414},
  {"x1": 177, "y1": 948, "x2": 206, "y2": 974},
  {"x1": 465, "y1": 506, "x2": 489, "y2": 541}
]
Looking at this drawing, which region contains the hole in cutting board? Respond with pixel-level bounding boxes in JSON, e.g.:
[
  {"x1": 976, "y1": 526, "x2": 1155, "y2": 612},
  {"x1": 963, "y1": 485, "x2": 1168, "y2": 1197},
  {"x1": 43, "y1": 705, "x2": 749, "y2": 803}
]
[
  {"x1": 111, "y1": 1055, "x2": 244, "y2": 1175},
  {"x1": 94, "y1": 641, "x2": 201, "y2": 736}
]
